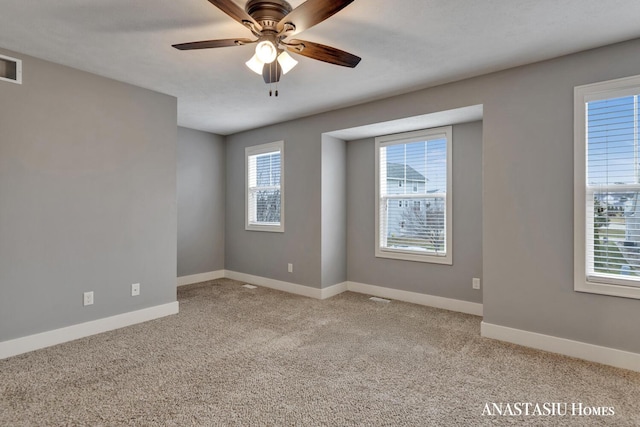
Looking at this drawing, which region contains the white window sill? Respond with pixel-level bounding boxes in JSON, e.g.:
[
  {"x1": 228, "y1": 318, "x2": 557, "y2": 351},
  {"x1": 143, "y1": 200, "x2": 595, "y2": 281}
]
[
  {"x1": 376, "y1": 248, "x2": 452, "y2": 265},
  {"x1": 575, "y1": 280, "x2": 640, "y2": 300},
  {"x1": 245, "y1": 223, "x2": 284, "y2": 233}
]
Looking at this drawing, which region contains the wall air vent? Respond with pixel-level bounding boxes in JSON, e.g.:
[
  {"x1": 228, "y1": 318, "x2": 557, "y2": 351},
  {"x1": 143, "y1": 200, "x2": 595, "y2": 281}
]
[{"x1": 0, "y1": 54, "x2": 22, "y2": 84}]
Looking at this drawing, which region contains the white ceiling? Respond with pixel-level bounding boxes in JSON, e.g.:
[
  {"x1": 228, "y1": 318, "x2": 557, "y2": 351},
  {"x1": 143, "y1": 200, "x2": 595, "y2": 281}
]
[{"x1": 1, "y1": 0, "x2": 640, "y2": 135}]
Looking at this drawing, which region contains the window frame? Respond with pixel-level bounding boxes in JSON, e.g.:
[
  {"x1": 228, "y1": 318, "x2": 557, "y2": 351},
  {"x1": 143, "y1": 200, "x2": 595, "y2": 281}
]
[
  {"x1": 375, "y1": 126, "x2": 453, "y2": 264},
  {"x1": 574, "y1": 75, "x2": 640, "y2": 299},
  {"x1": 245, "y1": 140, "x2": 285, "y2": 233}
]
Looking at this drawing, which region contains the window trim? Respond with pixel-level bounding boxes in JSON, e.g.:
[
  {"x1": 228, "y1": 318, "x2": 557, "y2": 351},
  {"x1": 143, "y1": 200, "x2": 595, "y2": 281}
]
[
  {"x1": 574, "y1": 75, "x2": 640, "y2": 299},
  {"x1": 375, "y1": 126, "x2": 453, "y2": 265},
  {"x1": 245, "y1": 140, "x2": 284, "y2": 233}
]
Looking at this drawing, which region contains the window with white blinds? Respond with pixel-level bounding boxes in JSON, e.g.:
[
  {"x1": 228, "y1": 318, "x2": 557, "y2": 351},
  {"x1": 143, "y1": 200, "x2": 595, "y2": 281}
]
[
  {"x1": 575, "y1": 75, "x2": 640, "y2": 299},
  {"x1": 375, "y1": 127, "x2": 452, "y2": 264},
  {"x1": 245, "y1": 141, "x2": 284, "y2": 232}
]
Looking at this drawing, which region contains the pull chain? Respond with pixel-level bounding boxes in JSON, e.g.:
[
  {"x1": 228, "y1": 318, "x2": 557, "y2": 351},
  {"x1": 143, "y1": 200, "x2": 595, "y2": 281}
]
[{"x1": 266, "y1": 63, "x2": 279, "y2": 97}]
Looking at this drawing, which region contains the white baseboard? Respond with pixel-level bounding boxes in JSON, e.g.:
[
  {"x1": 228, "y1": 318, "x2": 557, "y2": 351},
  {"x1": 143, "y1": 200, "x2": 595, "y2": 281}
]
[
  {"x1": 345, "y1": 281, "x2": 483, "y2": 316},
  {"x1": 0, "y1": 302, "x2": 179, "y2": 360},
  {"x1": 177, "y1": 270, "x2": 225, "y2": 287},
  {"x1": 177, "y1": 270, "x2": 346, "y2": 300},
  {"x1": 219, "y1": 272, "x2": 481, "y2": 315},
  {"x1": 321, "y1": 282, "x2": 349, "y2": 299},
  {"x1": 481, "y1": 322, "x2": 640, "y2": 373},
  {"x1": 225, "y1": 270, "x2": 325, "y2": 299}
]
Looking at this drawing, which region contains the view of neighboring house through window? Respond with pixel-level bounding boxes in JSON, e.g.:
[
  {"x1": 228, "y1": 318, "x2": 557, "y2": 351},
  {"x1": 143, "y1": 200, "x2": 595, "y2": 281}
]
[
  {"x1": 375, "y1": 126, "x2": 452, "y2": 264},
  {"x1": 575, "y1": 75, "x2": 640, "y2": 299},
  {"x1": 246, "y1": 141, "x2": 284, "y2": 232}
]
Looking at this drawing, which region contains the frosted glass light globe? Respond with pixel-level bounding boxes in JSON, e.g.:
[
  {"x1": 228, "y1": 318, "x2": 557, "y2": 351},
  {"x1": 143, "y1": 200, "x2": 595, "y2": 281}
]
[{"x1": 256, "y1": 40, "x2": 277, "y2": 64}]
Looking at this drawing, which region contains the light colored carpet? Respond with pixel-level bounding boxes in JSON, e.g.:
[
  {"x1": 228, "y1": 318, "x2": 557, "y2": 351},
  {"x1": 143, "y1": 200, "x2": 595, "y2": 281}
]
[{"x1": 1, "y1": 278, "x2": 639, "y2": 426}]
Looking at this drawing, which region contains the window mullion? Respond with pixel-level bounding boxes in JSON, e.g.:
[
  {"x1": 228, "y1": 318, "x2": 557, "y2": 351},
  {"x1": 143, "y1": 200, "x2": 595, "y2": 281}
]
[{"x1": 384, "y1": 193, "x2": 447, "y2": 200}]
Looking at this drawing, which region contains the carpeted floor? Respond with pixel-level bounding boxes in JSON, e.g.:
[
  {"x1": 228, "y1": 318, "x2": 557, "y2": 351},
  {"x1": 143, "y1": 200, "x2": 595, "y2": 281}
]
[{"x1": 1, "y1": 279, "x2": 639, "y2": 426}]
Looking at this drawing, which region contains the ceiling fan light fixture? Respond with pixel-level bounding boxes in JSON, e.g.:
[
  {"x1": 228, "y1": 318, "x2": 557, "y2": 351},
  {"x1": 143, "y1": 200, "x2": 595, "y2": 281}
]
[
  {"x1": 173, "y1": 0, "x2": 361, "y2": 93},
  {"x1": 277, "y1": 51, "x2": 298, "y2": 75},
  {"x1": 245, "y1": 54, "x2": 264, "y2": 75},
  {"x1": 255, "y1": 40, "x2": 277, "y2": 64}
]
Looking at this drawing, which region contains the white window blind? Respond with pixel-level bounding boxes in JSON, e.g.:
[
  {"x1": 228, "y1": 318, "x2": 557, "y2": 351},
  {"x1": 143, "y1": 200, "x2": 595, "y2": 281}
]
[
  {"x1": 246, "y1": 141, "x2": 284, "y2": 232},
  {"x1": 575, "y1": 75, "x2": 640, "y2": 299},
  {"x1": 586, "y1": 94, "x2": 640, "y2": 286},
  {"x1": 375, "y1": 127, "x2": 452, "y2": 264}
]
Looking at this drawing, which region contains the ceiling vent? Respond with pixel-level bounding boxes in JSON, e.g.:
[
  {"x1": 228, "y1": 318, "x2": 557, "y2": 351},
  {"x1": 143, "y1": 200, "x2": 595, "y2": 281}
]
[{"x1": 0, "y1": 54, "x2": 22, "y2": 84}]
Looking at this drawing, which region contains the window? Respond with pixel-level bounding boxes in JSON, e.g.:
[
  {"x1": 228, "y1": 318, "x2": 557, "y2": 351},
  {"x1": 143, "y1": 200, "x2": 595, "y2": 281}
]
[
  {"x1": 246, "y1": 141, "x2": 284, "y2": 232},
  {"x1": 375, "y1": 126, "x2": 452, "y2": 264},
  {"x1": 575, "y1": 75, "x2": 640, "y2": 299}
]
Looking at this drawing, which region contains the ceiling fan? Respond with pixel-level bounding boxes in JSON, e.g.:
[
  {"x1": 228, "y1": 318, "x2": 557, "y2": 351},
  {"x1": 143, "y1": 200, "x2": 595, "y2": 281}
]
[{"x1": 172, "y1": 0, "x2": 361, "y2": 94}]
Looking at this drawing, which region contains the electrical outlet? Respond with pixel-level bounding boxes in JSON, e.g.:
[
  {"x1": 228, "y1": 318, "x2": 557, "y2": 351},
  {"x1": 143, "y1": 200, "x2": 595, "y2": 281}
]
[
  {"x1": 83, "y1": 291, "x2": 94, "y2": 306},
  {"x1": 472, "y1": 278, "x2": 481, "y2": 290},
  {"x1": 131, "y1": 283, "x2": 140, "y2": 296},
  {"x1": 288, "y1": 263, "x2": 293, "y2": 273}
]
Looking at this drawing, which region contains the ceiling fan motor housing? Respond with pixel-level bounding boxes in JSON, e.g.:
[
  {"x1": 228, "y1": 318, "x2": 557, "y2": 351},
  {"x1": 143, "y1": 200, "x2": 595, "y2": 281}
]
[{"x1": 245, "y1": 0, "x2": 293, "y2": 31}]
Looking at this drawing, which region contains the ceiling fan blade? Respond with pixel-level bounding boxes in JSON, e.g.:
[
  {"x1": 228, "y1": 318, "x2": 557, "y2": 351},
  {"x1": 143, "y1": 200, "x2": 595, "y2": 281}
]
[
  {"x1": 286, "y1": 40, "x2": 361, "y2": 68},
  {"x1": 207, "y1": 0, "x2": 261, "y2": 31},
  {"x1": 172, "y1": 38, "x2": 255, "y2": 50},
  {"x1": 277, "y1": 0, "x2": 355, "y2": 36}
]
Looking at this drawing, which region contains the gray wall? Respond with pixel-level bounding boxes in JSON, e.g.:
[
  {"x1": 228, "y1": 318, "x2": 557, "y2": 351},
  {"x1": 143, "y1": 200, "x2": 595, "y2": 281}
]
[
  {"x1": 225, "y1": 38, "x2": 640, "y2": 353},
  {"x1": 321, "y1": 135, "x2": 347, "y2": 287},
  {"x1": 0, "y1": 48, "x2": 177, "y2": 341},
  {"x1": 225, "y1": 124, "x2": 323, "y2": 287},
  {"x1": 479, "y1": 41, "x2": 640, "y2": 354},
  {"x1": 177, "y1": 127, "x2": 225, "y2": 277},
  {"x1": 347, "y1": 121, "x2": 483, "y2": 302}
]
